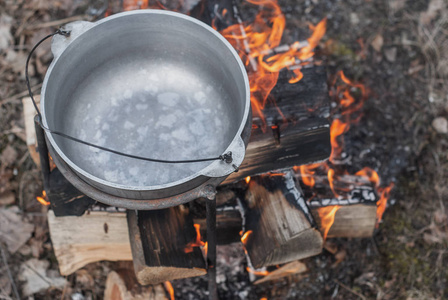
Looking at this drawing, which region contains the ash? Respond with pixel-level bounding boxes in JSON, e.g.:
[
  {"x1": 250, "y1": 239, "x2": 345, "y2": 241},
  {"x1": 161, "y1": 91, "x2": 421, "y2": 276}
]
[{"x1": 172, "y1": 244, "x2": 257, "y2": 300}]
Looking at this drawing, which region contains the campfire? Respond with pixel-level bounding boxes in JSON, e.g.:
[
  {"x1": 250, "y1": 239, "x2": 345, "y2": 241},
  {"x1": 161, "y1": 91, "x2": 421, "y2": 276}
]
[{"x1": 21, "y1": 0, "x2": 395, "y2": 299}]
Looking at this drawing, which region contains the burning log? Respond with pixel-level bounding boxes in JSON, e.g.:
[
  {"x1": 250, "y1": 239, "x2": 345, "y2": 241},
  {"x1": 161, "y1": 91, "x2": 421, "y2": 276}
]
[
  {"x1": 300, "y1": 174, "x2": 380, "y2": 238},
  {"x1": 311, "y1": 204, "x2": 377, "y2": 239},
  {"x1": 126, "y1": 207, "x2": 206, "y2": 285},
  {"x1": 241, "y1": 172, "x2": 323, "y2": 268}
]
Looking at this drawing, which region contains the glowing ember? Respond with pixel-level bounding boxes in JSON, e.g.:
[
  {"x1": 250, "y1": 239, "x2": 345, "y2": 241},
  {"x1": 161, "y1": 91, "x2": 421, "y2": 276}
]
[
  {"x1": 184, "y1": 224, "x2": 205, "y2": 253},
  {"x1": 241, "y1": 230, "x2": 253, "y2": 245},
  {"x1": 163, "y1": 281, "x2": 175, "y2": 300},
  {"x1": 36, "y1": 190, "x2": 50, "y2": 206},
  {"x1": 317, "y1": 205, "x2": 341, "y2": 240},
  {"x1": 246, "y1": 266, "x2": 269, "y2": 276}
]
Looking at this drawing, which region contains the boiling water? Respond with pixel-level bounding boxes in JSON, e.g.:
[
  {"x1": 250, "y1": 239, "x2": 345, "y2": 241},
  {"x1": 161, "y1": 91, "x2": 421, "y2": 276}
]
[{"x1": 60, "y1": 59, "x2": 233, "y2": 187}]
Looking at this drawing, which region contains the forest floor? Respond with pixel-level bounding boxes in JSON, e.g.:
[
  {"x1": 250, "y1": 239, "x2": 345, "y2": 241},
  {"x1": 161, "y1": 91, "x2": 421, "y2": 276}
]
[{"x1": 0, "y1": 0, "x2": 447, "y2": 299}]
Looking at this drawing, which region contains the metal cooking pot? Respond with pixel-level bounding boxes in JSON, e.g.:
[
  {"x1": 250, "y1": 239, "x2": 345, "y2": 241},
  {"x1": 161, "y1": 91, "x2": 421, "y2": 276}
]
[{"x1": 41, "y1": 10, "x2": 251, "y2": 202}]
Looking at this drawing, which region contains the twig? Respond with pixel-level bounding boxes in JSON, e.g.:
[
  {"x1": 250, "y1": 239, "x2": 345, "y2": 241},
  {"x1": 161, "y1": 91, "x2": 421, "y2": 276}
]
[
  {"x1": 0, "y1": 83, "x2": 42, "y2": 106},
  {"x1": 26, "y1": 15, "x2": 90, "y2": 31},
  {"x1": 334, "y1": 279, "x2": 366, "y2": 300},
  {"x1": 0, "y1": 245, "x2": 21, "y2": 300},
  {"x1": 60, "y1": 278, "x2": 68, "y2": 300}
]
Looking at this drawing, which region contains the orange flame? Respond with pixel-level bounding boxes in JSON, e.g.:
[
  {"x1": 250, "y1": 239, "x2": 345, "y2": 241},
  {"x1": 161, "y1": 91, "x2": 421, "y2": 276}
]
[
  {"x1": 221, "y1": 1, "x2": 326, "y2": 128},
  {"x1": 295, "y1": 72, "x2": 393, "y2": 232},
  {"x1": 36, "y1": 190, "x2": 50, "y2": 206},
  {"x1": 317, "y1": 205, "x2": 341, "y2": 240},
  {"x1": 184, "y1": 224, "x2": 205, "y2": 253},
  {"x1": 246, "y1": 266, "x2": 269, "y2": 276},
  {"x1": 123, "y1": 0, "x2": 149, "y2": 10},
  {"x1": 376, "y1": 183, "x2": 394, "y2": 227},
  {"x1": 163, "y1": 281, "x2": 175, "y2": 300},
  {"x1": 241, "y1": 230, "x2": 253, "y2": 245},
  {"x1": 329, "y1": 119, "x2": 349, "y2": 162},
  {"x1": 355, "y1": 167, "x2": 380, "y2": 188},
  {"x1": 245, "y1": 176, "x2": 251, "y2": 184}
]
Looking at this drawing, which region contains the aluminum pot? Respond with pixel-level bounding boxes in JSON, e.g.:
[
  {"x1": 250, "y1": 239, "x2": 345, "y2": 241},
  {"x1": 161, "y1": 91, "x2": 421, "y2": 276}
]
[{"x1": 41, "y1": 10, "x2": 251, "y2": 202}]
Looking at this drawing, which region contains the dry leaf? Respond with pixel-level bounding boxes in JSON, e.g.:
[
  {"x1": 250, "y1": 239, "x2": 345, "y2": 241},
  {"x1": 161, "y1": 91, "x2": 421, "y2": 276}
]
[
  {"x1": 423, "y1": 232, "x2": 443, "y2": 245},
  {"x1": 384, "y1": 47, "x2": 397, "y2": 62},
  {"x1": 75, "y1": 269, "x2": 94, "y2": 289},
  {"x1": 4, "y1": 50, "x2": 29, "y2": 76},
  {"x1": 0, "y1": 191, "x2": 15, "y2": 206},
  {"x1": 434, "y1": 209, "x2": 447, "y2": 224},
  {"x1": 432, "y1": 117, "x2": 448, "y2": 134},
  {"x1": 389, "y1": 0, "x2": 406, "y2": 12},
  {"x1": 420, "y1": 0, "x2": 446, "y2": 25},
  {"x1": 0, "y1": 206, "x2": 34, "y2": 253},
  {"x1": 18, "y1": 258, "x2": 66, "y2": 296},
  {"x1": 0, "y1": 274, "x2": 12, "y2": 298},
  {"x1": 0, "y1": 145, "x2": 18, "y2": 167},
  {"x1": 0, "y1": 169, "x2": 13, "y2": 194},
  {"x1": 0, "y1": 14, "x2": 13, "y2": 52},
  {"x1": 371, "y1": 34, "x2": 384, "y2": 52}
]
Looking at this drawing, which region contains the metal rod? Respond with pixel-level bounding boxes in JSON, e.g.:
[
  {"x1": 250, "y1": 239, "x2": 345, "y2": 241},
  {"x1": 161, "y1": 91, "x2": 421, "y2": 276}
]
[
  {"x1": 206, "y1": 195, "x2": 218, "y2": 300},
  {"x1": 34, "y1": 115, "x2": 51, "y2": 191}
]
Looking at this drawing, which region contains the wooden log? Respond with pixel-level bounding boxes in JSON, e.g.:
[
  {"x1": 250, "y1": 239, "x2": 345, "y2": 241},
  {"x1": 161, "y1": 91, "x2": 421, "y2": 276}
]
[
  {"x1": 47, "y1": 205, "x2": 241, "y2": 275},
  {"x1": 194, "y1": 208, "x2": 242, "y2": 245},
  {"x1": 241, "y1": 172, "x2": 323, "y2": 268},
  {"x1": 47, "y1": 210, "x2": 132, "y2": 276},
  {"x1": 310, "y1": 204, "x2": 377, "y2": 238},
  {"x1": 297, "y1": 174, "x2": 379, "y2": 238},
  {"x1": 104, "y1": 269, "x2": 168, "y2": 300},
  {"x1": 224, "y1": 117, "x2": 330, "y2": 184},
  {"x1": 127, "y1": 207, "x2": 206, "y2": 285}
]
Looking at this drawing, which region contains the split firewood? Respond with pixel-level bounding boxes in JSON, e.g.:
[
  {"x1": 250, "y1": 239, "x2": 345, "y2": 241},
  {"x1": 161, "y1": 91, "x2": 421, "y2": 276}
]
[
  {"x1": 310, "y1": 204, "x2": 377, "y2": 238},
  {"x1": 47, "y1": 210, "x2": 132, "y2": 276},
  {"x1": 127, "y1": 207, "x2": 206, "y2": 285},
  {"x1": 241, "y1": 172, "x2": 323, "y2": 268},
  {"x1": 104, "y1": 269, "x2": 168, "y2": 300}
]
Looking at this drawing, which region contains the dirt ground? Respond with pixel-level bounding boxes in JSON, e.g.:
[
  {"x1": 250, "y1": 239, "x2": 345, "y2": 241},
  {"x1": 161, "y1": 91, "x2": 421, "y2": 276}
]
[{"x1": 1, "y1": 0, "x2": 447, "y2": 299}]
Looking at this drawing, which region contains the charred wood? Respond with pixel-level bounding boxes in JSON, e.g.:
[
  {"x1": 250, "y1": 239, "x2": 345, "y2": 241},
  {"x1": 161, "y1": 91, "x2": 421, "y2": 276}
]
[
  {"x1": 241, "y1": 172, "x2": 323, "y2": 268},
  {"x1": 310, "y1": 204, "x2": 377, "y2": 238},
  {"x1": 127, "y1": 207, "x2": 206, "y2": 285}
]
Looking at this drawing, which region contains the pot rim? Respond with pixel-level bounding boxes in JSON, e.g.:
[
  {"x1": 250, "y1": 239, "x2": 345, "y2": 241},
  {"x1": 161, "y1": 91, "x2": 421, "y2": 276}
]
[{"x1": 40, "y1": 9, "x2": 251, "y2": 192}]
